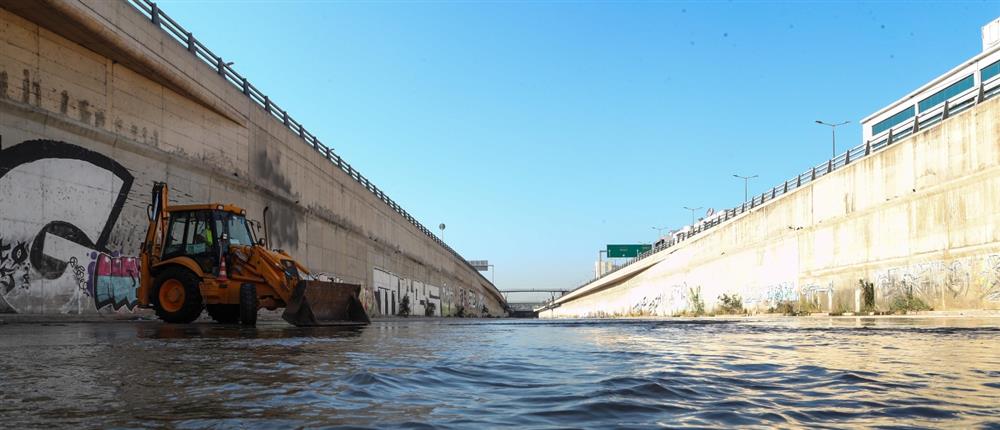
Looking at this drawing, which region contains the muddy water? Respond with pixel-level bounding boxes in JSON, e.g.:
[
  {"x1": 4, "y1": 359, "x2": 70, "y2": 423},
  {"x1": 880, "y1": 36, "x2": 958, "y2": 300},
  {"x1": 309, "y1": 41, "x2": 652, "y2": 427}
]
[{"x1": 1, "y1": 318, "x2": 999, "y2": 428}]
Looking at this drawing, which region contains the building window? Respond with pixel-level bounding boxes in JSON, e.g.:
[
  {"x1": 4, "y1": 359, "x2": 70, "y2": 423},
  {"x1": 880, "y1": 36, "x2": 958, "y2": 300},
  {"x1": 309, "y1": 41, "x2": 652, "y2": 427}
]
[
  {"x1": 917, "y1": 74, "x2": 974, "y2": 112},
  {"x1": 982, "y1": 59, "x2": 1000, "y2": 82},
  {"x1": 871, "y1": 105, "x2": 915, "y2": 135}
]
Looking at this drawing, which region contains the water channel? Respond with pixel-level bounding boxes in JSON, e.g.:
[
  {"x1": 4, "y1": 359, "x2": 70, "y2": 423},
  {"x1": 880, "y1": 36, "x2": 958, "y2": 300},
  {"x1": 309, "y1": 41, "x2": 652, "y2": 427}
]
[{"x1": 1, "y1": 317, "x2": 998, "y2": 428}]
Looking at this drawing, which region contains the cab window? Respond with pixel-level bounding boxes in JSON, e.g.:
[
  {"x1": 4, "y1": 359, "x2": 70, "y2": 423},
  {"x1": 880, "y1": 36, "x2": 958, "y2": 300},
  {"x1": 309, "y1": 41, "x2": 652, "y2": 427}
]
[
  {"x1": 227, "y1": 215, "x2": 254, "y2": 246},
  {"x1": 162, "y1": 212, "x2": 189, "y2": 257},
  {"x1": 161, "y1": 211, "x2": 219, "y2": 274}
]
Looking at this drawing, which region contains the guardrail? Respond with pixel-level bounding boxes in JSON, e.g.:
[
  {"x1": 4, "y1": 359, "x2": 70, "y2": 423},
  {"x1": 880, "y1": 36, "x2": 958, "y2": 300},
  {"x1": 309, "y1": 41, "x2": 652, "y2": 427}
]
[
  {"x1": 552, "y1": 64, "x2": 1000, "y2": 305},
  {"x1": 123, "y1": 0, "x2": 495, "y2": 288}
]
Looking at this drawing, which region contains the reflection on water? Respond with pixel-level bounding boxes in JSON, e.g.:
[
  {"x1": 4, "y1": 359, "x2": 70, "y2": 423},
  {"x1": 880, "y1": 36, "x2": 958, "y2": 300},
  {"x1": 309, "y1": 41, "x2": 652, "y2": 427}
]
[{"x1": 1, "y1": 318, "x2": 999, "y2": 428}]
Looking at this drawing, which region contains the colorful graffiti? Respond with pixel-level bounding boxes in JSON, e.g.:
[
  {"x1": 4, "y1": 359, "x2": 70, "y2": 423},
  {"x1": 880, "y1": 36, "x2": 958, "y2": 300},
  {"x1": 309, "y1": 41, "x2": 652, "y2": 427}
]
[
  {"x1": 92, "y1": 253, "x2": 139, "y2": 311},
  {"x1": 0, "y1": 140, "x2": 138, "y2": 314}
]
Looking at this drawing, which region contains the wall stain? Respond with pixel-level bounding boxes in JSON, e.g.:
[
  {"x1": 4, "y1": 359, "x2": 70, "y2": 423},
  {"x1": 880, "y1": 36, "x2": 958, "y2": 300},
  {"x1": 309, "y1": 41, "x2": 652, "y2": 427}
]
[
  {"x1": 265, "y1": 202, "x2": 300, "y2": 251},
  {"x1": 95, "y1": 110, "x2": 105, "y2": 128},
  {"x1": 0, "y1": 71, "x2": 7, "y2": 99},
  {"x1": 59, "y1": 91, "x2": 68, "y2": 114},
  {"x1": 254, "y1": 148, "x2": 292, "y2": 195},
  {"x1": 78, "y1": 100, "x2": 91, "y2": 124},
  {"x1": 20, "y1": 69, "x2": 29, "y2": 103}
]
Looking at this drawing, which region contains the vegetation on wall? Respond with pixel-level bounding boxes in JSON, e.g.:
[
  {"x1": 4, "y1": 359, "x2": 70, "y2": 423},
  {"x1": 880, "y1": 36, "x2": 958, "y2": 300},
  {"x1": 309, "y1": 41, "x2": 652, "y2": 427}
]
[
  {"x1": 424, "y1": 301, "x2": 436, "y2": 317},
  {"x1": 716, "y1": 293, "x2": 744, "y2": 315},
  {"x1": 687, "y1": 286, "x2": 706, "y2": 316},
  {"x1": 398, "y1": 295, "x2": 411, "y2": 317}
]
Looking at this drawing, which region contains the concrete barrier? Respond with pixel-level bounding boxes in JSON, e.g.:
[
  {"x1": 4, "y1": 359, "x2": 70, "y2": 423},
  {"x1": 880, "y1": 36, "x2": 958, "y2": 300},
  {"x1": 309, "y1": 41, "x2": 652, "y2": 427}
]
[
  {"x1": 0, "y1": 1, "x2": 504, "y2": 317},
  {"x1": 546, "y1": 93, "x2": 1000, "y2": 318}
]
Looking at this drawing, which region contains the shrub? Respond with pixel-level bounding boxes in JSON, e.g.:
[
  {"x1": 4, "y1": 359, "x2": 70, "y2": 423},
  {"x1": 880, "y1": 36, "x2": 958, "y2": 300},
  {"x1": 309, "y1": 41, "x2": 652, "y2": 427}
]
[
  {"x1": 424, "y1": 301, "x2": 436, "y2": 317},
  {"x1": 398, "y1": 295, "x2": 411, "y2": 317},
  {"x1": 889, "y1": 287, "x2": 931, "y2": 313},
  {"x1": 717, "y1": 293, "x2": 744, "y2": 315},
  {"x1": 859, "y1": 279, "x2": 876, "y2": 312},
  {"x1": 687, "y1": 287, "x2": 705, "y2": 316}
]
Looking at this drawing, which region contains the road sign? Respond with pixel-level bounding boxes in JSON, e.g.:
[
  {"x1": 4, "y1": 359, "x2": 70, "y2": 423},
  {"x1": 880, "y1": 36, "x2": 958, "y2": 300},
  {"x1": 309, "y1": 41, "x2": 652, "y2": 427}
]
[
  {"x1": 469, "y1": 260, "x2": 489, "y2": 271},
  {"x1": 606, "y1": 244, "x2": 652, "y2": 258}
]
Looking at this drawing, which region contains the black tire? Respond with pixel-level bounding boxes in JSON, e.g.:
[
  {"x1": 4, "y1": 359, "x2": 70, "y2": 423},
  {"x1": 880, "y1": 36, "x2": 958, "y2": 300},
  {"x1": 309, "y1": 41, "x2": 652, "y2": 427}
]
[
  {"x1": 206, "y1": 304, "x2": 240, "y2": 324},
  {"x1": 239, "y1": 283, "x2": 258, "y2": 326},
  {"x1": 152, "y1": 267, "x2": 204, "y2": 324}
]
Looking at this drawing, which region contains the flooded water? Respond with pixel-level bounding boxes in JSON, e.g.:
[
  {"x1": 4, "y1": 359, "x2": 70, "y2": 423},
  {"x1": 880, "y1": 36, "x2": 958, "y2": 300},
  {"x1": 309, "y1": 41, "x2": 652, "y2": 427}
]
[{"x1": 1, "y1": 317, "x2": 1000, "y2": 428}]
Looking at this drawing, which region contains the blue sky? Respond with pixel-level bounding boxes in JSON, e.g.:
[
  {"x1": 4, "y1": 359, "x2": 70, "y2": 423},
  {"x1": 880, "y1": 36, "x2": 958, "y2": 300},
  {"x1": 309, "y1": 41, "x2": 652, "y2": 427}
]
[{"x1": 158, "y1": 0, "x2": 998, "y2": 298}]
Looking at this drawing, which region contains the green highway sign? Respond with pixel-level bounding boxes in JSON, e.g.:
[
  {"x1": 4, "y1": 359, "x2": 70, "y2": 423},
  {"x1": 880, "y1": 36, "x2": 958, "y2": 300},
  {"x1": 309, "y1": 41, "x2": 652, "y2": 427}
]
[{"x1": 606, "y1": 244, "x2": 652, "y2": 258}]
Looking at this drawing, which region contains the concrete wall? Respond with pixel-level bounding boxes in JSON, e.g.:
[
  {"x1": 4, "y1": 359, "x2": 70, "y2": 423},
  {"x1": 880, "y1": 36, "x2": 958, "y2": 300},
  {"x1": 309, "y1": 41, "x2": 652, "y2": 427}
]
[
  {"x1": 0, "y1": 1, "x2": 504, "y2": 317},
  {"x1": 547, "y1": 93, "x2": 1000, "y2": 318}
]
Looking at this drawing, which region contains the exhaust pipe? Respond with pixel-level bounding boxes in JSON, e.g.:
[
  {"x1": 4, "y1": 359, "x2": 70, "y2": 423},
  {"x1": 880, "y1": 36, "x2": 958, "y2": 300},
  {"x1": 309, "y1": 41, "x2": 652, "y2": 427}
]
[{"x1": 262, "y1": 205, "x2": 270, "y2": 250}]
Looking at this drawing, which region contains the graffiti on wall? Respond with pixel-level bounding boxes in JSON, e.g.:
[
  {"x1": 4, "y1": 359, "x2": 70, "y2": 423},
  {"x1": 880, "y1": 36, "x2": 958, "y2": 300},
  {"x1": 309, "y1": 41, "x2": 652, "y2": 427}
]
[
  {"x1": 873, "y1": 255, "x2": 1000, "y2": 306},
  {"x1": 372, "y1": 268, "x2": 452, "y2": 317},
  {"x1": 0, "y1": 239, "x2": 30, "y2": 294},
  {"x1": 743, "y1": 282, "x2": 797, "y2": 310},
  {"x1": 982, "y1": 255, "x2": 1000, "y2": 302},
  {"x1": 0, "y1": 140, "x2": 138, "y2": 314},
  {"x1": 92, "y1": 253, "x2": 139, "y2": 311},
  {"x1": 876, "y1": 263, "x2": 938, "y2": 303}
]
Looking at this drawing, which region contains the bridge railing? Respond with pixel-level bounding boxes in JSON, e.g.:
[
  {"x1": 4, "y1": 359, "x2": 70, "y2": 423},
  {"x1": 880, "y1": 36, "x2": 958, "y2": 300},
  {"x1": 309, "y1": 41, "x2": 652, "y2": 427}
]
[
  {"x1": 124, "y1": 1, "x2": 496, "y2": 288},
  {"x1": 561, "y1": 62, "x2": 1000, "y2": 300}
]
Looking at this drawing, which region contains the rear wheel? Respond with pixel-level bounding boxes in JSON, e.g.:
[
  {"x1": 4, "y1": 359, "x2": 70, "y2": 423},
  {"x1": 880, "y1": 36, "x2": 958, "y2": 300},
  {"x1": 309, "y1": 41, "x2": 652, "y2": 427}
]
[
  {"x1": 206, "y1": 304, "x2": 240, "y2": 324},
  {"x1": 239, "y1": 283, "x2": 258, "y2": 326},
  {"x1": 153, "y1": 267, "x2": 203, "y2": 323}
]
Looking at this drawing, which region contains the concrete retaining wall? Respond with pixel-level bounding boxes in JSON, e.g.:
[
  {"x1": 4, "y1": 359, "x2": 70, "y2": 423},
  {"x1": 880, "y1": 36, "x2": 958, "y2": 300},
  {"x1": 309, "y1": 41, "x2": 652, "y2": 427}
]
[
  {"x1": 0, "y1": 1, "x2": 504, "y2": 317},
  {"x1": 547, "y1": 92, "x2": 1000, "y2": 318}
]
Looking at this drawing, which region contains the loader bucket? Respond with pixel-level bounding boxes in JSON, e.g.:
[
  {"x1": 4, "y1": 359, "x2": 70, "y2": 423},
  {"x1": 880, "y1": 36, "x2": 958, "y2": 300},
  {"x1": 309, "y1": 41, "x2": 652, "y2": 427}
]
[{"x1": 282, "y1": 280, "x2": 371, "y2": 326}]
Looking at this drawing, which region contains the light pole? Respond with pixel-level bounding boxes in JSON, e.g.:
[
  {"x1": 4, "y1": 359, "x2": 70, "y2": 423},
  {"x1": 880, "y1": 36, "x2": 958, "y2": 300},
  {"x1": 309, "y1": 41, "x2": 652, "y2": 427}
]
[
  {"x1": 683, "y1": 206, "x2": 703, "y2": 225},
  {"x1": 732, "y1": 174, "x2": 758, "y2": 202},
  {"x1": 438, "y1": 223, "x2": 446, "y2": 242},
  {"x1": 815, "y1": 120, "x2": 850, "y2": 158},
  {"x1": 652, "y1": 226, "x2": 668, "y2": 239},
  {"x1": 598, "y1": 249, "x2": 607, "y2": 277}
]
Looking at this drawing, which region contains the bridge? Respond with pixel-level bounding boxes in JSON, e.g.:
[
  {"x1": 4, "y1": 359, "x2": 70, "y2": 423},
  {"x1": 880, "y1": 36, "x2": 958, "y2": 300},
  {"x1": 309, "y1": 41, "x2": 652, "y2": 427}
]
[
  {"x1": 499, "y1": 289, "x2": 571, "y2": 294},
  {"x1": 498, "y1": 290, "x2": 569, "y2": 318}
]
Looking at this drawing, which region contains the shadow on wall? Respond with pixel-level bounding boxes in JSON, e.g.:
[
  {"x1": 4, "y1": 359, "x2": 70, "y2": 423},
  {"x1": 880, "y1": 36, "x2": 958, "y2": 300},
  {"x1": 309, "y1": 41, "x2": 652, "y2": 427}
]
[
  {"x1": 254, "y1": 148, "x2": 300, "y2": 250},
  {"x1": 0, "y1": 140, "x2": 139, "y2": 314}
]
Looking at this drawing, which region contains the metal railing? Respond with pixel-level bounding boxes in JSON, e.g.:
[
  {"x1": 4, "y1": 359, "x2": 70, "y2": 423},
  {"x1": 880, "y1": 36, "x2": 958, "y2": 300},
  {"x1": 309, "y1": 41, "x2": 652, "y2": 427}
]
[
  {"x1": 123, "y1": 1, "x2": 494, "y2": 287},
  {"x1": 556, "y1": 67, "x2": 1000, "y2": 303}
]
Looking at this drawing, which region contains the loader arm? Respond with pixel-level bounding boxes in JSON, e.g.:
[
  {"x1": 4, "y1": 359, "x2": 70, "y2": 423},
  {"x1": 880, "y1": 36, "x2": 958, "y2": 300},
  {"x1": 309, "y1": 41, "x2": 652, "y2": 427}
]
[
  {"x1": 240, "y1": 246, "x2": 369, "y2": 326},
  {"x1": 137, "y1": 182, "x2": 169, "y2": 307}
]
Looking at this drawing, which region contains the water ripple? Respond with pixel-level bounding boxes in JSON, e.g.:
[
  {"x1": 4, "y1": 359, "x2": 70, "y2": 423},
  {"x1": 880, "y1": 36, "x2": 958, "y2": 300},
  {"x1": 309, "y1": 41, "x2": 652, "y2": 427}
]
[{"x1": 0, "y1": 318, "x2": 999, "y2": 428}]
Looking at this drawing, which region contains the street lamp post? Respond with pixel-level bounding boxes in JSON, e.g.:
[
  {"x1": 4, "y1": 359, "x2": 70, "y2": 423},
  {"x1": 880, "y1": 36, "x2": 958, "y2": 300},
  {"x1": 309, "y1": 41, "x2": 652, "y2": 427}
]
[
  {"x1": 598, "y1": 249, "x2": 607, "y2": 277},
  {"x1": 652, "y1": 226, "x2": 668, "y2": 240},
  {"x1": 438, "y1": 223, "x2": 446, "y2": 242},
  {"x1": 815, "y1": 120, "x2": 850, "y2": 158},
  {"x1": 732, "y1": 174, "x2": 758, "y2": 202},
  {"x1": 683, "y1": 206, "x2": 703, "y2": 225}
]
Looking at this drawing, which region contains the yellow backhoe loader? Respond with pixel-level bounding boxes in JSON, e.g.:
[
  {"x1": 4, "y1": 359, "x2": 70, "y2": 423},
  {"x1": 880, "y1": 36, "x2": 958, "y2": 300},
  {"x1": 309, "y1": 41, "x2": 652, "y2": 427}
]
[{"x1": 135, "y1": 182, "x2": 369, "y2": 326}]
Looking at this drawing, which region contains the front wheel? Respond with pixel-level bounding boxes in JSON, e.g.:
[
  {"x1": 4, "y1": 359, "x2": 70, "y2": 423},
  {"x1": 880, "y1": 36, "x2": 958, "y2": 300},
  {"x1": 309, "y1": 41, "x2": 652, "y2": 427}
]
[
  {"x1": 152, "y1": 267, "x2": 204, "y2": 323},
  {"x1": 239, "y1": 283, "x2": 258, "y2": 327}
]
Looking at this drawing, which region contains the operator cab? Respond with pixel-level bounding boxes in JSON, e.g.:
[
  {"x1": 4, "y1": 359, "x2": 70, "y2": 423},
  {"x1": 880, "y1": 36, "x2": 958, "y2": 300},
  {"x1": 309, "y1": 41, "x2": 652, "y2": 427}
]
[{"x1": 161, "y1": 208, "x2": 256, "y2": 275}]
